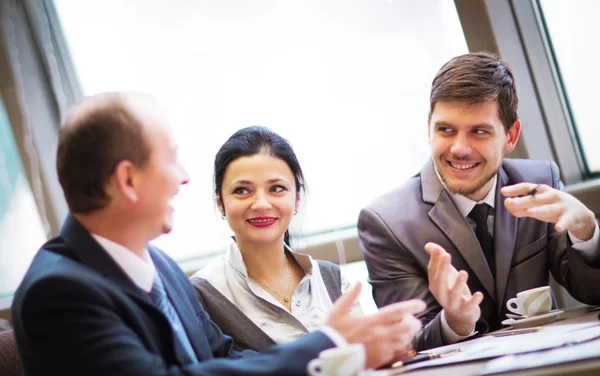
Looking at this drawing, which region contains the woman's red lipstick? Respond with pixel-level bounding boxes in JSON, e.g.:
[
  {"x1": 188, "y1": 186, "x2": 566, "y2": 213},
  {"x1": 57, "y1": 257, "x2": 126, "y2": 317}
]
[{"x1": 247, "y1": 216, "x2": 277, "y2": 227}]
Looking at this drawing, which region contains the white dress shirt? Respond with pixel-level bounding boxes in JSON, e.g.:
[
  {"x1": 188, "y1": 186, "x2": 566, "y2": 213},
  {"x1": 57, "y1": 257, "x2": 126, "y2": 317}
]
[
  {"x1": 91, "y1": 234, "x2": 156, "y2": 292},
  {"x1": 193, "y1": 241, "x2": 362, "y2": 345}
]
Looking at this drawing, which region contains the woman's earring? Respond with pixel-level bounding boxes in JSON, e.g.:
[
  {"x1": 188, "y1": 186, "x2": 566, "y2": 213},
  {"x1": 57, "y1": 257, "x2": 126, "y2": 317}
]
[
  {"x1": 221, "y1": 215, "x2": 226, "y2": 220},
  {"x1": 294, "y1": 209, "x2": 298, "y2": 215}
]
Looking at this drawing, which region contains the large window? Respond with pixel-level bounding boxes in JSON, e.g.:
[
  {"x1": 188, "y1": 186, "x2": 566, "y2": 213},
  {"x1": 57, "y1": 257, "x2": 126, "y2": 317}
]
[
  {"x1": 0, "y1": 96, "x2": 47, "y2": 299},
  {"x1": 538, "y1": 0, "x2": 600, "y2": 173},
  {"x1": 53, "y1": 0, "x2": 468, "y2": 260}
]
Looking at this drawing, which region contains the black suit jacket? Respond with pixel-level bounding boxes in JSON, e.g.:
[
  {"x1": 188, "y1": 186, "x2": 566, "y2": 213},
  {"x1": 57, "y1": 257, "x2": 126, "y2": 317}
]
[
  {"x1": 358, "y1": 159, "x2": 600, "y2": 350},
  {"x1": 12, "y1": 215, "x2": 334, "y2": 375}
]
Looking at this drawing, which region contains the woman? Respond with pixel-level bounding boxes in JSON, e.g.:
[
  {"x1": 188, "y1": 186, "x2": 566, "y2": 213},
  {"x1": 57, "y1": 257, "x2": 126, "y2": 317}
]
[{"x1": 190, "y1": 126, "x2": 361, "y2": 352}]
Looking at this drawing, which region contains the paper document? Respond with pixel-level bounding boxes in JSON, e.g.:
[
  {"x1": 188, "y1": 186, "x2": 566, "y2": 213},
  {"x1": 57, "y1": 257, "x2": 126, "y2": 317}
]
[{"x1": 366, "y1": 320, "x2": 600, "y2": 375}]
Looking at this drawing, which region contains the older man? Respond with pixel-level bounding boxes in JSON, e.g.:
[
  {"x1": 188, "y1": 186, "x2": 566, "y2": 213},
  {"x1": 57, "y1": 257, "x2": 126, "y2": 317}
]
[{"x1": 13, "y1": 92, "x2": 425, "y2": 375}]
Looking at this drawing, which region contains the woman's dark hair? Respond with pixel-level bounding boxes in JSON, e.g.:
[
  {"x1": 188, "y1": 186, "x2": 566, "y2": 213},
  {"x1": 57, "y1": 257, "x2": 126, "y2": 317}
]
[{"x1": 214, "y1": 126, "x2": 305, "y2": 246}]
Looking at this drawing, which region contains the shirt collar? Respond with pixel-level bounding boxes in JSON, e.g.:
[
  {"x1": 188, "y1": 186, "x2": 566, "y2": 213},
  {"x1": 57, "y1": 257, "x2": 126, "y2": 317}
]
[
  {"x1": 448, "y1": 176, "x2": 497, "y2": 219},
  {"x1": 91, "y1": 234, "x2": 156, "y2": 292},
  {"x1": 225, "y1": 240, "x2": 314, "y2": 278}
]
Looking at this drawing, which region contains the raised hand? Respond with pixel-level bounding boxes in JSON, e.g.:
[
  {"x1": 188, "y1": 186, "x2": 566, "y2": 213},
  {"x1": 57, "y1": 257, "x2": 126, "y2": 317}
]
[
  {"x1": 325, "y1": 282, "x2": 425, "y2": 369},
  {"x1": 424, "y1": 242, "x2": 482, "y2": 336},
  {"x1": 502, "y1": 183, "x2": 596, "y2": 241}
]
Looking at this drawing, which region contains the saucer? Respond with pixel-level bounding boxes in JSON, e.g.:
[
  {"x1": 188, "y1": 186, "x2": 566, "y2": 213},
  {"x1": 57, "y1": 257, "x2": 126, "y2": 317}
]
[{"x1": 502, "y1": 310, "x2": 564, "y2": 328}]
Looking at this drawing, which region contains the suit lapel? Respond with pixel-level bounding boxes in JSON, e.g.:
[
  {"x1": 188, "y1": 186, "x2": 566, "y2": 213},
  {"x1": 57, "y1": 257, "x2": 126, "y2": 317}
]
[
  {"x1": 422, "y1": 160, "x2": 496, "y2": 300},
  {"x1": 494, "y1": 167, "x2": 518, "y2": 312},
  {"x1": 59, "y1": 215, "x2": 202, "y2": 363},
  {"x1": 150, "y1": 248, "x2": 212, "y2": 360},
  {"x1": 59, "y1": 215, "x2": 152, "y2": 304}
]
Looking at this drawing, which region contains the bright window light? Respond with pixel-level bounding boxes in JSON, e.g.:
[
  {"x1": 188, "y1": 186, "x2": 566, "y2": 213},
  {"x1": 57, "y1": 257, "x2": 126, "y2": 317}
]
[
  {"x1": 54, "y1": 0, "x2": 468, "y2": 260},
  {"x1": 539, "y1": 0, "x2": 600, "y2": 172}
]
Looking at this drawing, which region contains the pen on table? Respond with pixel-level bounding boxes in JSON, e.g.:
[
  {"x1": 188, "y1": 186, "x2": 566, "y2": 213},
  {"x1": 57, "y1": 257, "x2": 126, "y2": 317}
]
[
  {"x1": 488, "y1": 327, "x2": 542, "y2": 337},
  {"x1": 392, "y1": 349, "x2": 462, "y2": 368}
]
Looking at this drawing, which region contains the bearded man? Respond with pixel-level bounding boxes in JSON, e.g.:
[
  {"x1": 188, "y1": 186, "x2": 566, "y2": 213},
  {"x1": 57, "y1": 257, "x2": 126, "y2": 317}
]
[{"x1": 358, "y1": 52, "x2": 600, "y2": 351}]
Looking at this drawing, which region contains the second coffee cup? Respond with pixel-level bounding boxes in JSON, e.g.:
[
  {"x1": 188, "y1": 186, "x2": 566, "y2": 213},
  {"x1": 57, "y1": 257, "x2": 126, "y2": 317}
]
[{"x1": 506, "y1": 285, "x2": 552, "y2": 317}]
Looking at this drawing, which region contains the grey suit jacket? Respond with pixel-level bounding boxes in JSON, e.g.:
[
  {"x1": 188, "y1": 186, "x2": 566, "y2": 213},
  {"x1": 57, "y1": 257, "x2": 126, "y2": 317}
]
[{"x1": 358, "y1": 158, "x2": 600, "y2": 351}]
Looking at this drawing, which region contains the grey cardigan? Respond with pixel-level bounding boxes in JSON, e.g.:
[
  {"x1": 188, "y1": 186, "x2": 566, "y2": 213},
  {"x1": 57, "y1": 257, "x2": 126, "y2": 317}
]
[{"x1": 190, "y1": 260, "x2": 342, "y2": 352}]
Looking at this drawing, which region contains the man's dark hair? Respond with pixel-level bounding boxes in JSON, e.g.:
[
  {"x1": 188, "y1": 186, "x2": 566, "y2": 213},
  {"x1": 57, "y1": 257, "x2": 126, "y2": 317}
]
[{"x1": 429, "y1": 52, "x2": 518, "y2": 132}]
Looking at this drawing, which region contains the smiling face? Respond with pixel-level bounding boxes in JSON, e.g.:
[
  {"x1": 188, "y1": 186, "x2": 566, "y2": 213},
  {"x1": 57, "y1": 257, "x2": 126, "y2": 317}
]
[
  {"x1": 134, "y1": 119, "x2": 189, "y2": 238},
  {"x1": 219, "y1": 153, "x2": 300, "y2": 248},
  {"x1": 428, "y1": 100, "x2": 520, "y2": 201}
]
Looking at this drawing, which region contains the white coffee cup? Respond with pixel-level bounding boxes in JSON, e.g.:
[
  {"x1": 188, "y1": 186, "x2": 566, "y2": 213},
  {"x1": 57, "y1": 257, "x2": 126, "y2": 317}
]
[
  {"x1": 307, "y1": 343, "x2": 366, "y2": 376},
  {"x1": 506, "y1": 286, "x2": 552, "y2": 317}
]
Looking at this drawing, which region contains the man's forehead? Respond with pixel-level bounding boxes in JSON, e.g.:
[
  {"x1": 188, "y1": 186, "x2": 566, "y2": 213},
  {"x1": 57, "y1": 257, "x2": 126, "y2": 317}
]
[
  {"x1": 142, "y1": 114, "x2": 178, "y2": 150},
  {"x1": 126, "y1": 95, "x2": 165, "y2": 121},
  {"x1": 431, "y1": 100, "x2": 500, "y2": 123},
  {"x1": 126, "y1": 96, "x2": 175, "y2": 135}
]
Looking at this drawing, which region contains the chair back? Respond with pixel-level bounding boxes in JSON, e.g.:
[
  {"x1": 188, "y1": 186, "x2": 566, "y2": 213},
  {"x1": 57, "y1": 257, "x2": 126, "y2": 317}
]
[{"x1": 0, "y1": 330, "x2": 21, "y2": 376}]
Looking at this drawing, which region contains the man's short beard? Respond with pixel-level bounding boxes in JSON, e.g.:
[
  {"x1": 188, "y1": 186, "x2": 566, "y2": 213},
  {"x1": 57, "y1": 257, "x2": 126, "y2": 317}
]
[{"x1": 438, "y1": 164, "x2": 500, "y2": 197}]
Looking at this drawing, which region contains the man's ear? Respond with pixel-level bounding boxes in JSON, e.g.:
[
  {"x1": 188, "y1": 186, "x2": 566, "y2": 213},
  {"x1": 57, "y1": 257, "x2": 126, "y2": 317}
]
[
  {"x1": 505, "y1": 120, "x2": 521, "y2": 153},
  {"x1": 113, "y1": 160, "x2": 138, "y2": 202},
  {"x1": 427, "y1": 114, "x2": 435, "y2": 146},
  {"x1": 427, "y1": 116, "x2": 433, "y2": 144}
]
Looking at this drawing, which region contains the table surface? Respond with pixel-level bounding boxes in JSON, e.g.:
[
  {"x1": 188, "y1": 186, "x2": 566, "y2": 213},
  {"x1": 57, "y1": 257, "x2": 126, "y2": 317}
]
[{"x1": 374, "y1": 305, "x2": 600, "y2": 376}]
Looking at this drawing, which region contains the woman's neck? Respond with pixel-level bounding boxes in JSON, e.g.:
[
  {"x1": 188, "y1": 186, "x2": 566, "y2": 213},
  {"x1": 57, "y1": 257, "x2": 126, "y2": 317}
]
[{"x1": 238, "y1": 239, "x2": 289, "y2": 280}]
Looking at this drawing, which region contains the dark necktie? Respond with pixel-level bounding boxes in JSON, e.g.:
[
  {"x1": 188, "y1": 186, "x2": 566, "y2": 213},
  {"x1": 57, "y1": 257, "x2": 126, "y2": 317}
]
[
  {"x1": 149, "y1": 276, "x2": 198, "y2": 365},
  {"x1": 468, "y1": 203, "x2": 495, "y2": 279}
]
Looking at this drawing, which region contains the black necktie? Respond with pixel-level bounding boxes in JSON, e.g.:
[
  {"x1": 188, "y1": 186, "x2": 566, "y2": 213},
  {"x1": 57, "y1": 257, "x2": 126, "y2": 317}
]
[{"x1": 468, "y1": 203, "x2": 495, "y2": 279}]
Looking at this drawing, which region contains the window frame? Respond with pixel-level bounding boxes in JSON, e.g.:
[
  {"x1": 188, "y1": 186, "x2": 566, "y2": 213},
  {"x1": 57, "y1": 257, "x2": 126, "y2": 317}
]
[{"x1": 454, "y1": 0, "x2": 600, "y2": 212}]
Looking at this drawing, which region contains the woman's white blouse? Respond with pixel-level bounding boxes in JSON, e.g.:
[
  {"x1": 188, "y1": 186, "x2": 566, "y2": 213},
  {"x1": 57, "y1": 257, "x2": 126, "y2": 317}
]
[{"x1": 193, "y1": 242, "x2": 363, "y2": 345}]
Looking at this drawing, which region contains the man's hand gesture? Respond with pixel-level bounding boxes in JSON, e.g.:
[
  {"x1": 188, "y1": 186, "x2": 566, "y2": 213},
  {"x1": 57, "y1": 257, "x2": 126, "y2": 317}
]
[
  {"x1": 424, "y1": 242, "x2": 483, "y2": 336},
  {"x1": 326, "y1": 282, "x2": 425, "y2": 369},
  {"x1": 502, "y1": 183, "x2": 596, "y2": 241}
]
